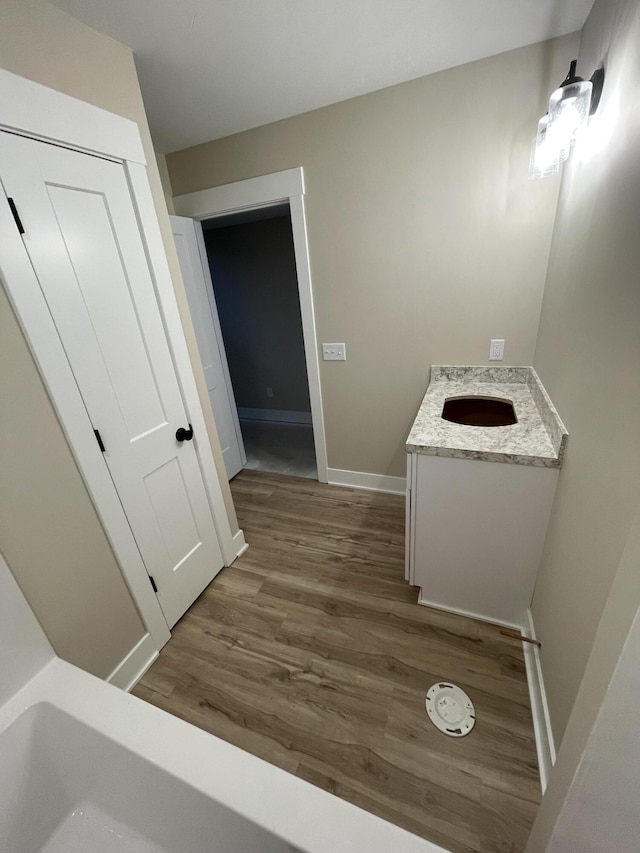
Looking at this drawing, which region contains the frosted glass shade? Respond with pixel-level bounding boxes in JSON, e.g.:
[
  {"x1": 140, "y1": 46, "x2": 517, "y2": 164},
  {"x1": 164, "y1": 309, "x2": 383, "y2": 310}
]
[
  {"x1": 548, "y1": 80, "x2": 593, "y2": 151},
  {"x1": 529, "y1": 115, "x2": 560, "y2": 180}
]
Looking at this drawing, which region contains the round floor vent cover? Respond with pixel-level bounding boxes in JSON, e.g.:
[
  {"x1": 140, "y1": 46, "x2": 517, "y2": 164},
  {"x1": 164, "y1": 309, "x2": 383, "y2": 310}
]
[{"x1": 425, "y1": 683, "x2": 475, "y2": 737}]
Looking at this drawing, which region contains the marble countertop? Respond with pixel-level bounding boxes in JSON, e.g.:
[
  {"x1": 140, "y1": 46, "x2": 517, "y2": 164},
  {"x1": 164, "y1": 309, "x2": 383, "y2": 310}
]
[{"x1": 406, "y1": 366, "x2": 568, "y2": 468}]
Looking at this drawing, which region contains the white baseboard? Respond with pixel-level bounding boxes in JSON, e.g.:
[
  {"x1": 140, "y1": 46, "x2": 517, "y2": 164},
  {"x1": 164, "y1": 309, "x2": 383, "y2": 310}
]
[
  {"x1": 415, "y1": 593, "x2": 524, "y2": 631},
  {"x1": 327, "y1": 468, "x2": 406, "y2": 495},
  {"x1": 237, "y1": 407, "x2": 312, "y2": 425},
  {"x1": 231, "y1": 527, "x2": 249, "y2": 562},
  {"x1": 523, "y1": 608, "x2": 556, "y2": 792},
  {"x1": 107, "y1": 632, "x2": 158, "y2": 693}
]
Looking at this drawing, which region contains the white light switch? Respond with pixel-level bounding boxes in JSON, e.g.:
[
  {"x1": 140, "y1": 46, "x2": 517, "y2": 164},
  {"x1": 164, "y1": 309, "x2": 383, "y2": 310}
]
[
  {"x1": 489, "y1": 339, "x2": 505, "y2": 361},
  {"x1": 322, "y1": 343, "x2": 346, "y2": 361}
]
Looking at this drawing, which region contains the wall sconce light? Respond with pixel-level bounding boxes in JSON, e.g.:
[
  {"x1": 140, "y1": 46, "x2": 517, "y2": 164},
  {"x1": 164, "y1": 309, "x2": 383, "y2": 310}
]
[
  {"x1": 529, "y1": 115, "x2": 560, "y2": 180},
  {"x1": 529, "y1": 60, "x2": 605, "y2": 180}
]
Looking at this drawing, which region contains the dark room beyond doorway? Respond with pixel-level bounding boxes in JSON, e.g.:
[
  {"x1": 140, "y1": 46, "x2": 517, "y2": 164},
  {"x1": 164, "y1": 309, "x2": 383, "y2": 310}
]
[{"x1": 203, "y1": 207, "x2": 317, "y2": 480}]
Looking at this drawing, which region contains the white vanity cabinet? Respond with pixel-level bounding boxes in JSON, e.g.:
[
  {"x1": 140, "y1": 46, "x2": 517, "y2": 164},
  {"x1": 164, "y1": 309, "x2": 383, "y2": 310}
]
[
  {"x1": 405, "y1": 366, "x2": 567, "y2": 629},
  {"x1": 405, "y1": 452, "x2": 559, "y2": 627}
]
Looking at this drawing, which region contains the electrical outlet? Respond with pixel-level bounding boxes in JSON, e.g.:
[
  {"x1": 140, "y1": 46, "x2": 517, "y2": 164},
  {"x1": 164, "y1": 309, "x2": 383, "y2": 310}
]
[
  {"x1": 266, "y1": 387, "x2": 273, "y2": 398},
  {"x1": 489, "y1": 339, "x2": 505, "y2": 361},
  {"x1": 322, "y1": 343, "x2": 346, "y2": 361}
]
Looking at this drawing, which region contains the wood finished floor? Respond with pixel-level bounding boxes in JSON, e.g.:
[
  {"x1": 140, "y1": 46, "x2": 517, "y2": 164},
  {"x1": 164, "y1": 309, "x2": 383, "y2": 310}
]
[{"x1": 133, "y1": 470, "x2": 541, "y2": 853}]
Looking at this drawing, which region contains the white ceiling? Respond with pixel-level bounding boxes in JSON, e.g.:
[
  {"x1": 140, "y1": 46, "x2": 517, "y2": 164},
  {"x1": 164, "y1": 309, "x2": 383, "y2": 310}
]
[{"x1": 51, "y1": 0, "x2": 594, "y2": 154}]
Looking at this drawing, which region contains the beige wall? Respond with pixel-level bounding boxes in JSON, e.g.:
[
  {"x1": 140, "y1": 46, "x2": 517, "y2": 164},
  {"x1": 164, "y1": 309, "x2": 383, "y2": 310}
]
[
  {"x1": 531, "y1": 0, "x2": 640, "y2": 745},
  {"x1": 156, "y1": 152, "x2": 176, "y2": 215},
  {"x1": 168, "y1": 34, "x2": 578, "y2": 478},
  {"x1": 0, "y1": 0, "x2": 237, "y2": 676}
]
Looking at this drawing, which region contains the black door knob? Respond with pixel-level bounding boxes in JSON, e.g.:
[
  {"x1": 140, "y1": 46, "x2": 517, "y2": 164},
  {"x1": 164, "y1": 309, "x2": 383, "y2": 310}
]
[{"x1": 176, "y1": 424, "x2": 194, "y2": 442}]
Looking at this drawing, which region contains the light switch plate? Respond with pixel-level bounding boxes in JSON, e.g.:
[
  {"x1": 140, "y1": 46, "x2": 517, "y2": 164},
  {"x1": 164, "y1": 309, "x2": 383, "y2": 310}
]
[
  {"x1": 489, "y1": 339, "x2": 505, "y2": 361},
  {"x1": 322, "y1": 343, "x2": 346, "y2": 361}
]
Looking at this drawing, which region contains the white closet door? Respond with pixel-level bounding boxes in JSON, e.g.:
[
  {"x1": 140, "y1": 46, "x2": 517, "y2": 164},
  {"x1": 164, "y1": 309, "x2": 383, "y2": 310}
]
[
  {"x1": 170, "y1": 214, "x2": 245, "y2": 480},
  {"x1": 0, "y1": 132, "x2": 223, "y2": 628}
]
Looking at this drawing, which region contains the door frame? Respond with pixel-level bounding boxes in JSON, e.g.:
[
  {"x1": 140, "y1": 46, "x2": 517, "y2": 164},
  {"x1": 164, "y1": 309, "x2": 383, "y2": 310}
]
[
  {"x1": 173, "y1": 169, "x2": 329, "y2": 483},
  {"x1": 0, "y1": 68, "x2": 238, "y2": 652}
]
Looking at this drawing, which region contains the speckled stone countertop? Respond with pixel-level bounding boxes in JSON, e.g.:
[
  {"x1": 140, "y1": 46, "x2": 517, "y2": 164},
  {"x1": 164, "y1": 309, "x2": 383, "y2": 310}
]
[{"x1": 406, "y1": 366, "x2": 568, "y2": 467}]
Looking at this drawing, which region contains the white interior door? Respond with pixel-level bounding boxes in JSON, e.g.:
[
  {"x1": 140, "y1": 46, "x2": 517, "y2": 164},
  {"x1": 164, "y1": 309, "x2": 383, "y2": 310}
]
[
  {"x1": 170, "y1": 214, "x2": 245, "y2": 480},
  {"x1": 0, "y1": 132, "x2": 224, "y2": 628}
]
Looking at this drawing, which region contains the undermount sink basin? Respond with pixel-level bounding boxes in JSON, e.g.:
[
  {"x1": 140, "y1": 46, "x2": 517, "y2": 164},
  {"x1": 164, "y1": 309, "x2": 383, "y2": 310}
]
[{"x1": 441, "y1": 396, "x2": 517, "y2": 427}]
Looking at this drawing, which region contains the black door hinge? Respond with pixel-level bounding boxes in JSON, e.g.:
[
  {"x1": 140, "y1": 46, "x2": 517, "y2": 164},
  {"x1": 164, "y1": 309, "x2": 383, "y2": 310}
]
[
  {"x1": 149, "y1": 575, "x2": 158, "y2": 593},
  {"x1": 94, "y1": 429, "x2": 106, "y2": 453},
  {"x1": 7, "y1": 198, "x2": 24, "y2": 234}
]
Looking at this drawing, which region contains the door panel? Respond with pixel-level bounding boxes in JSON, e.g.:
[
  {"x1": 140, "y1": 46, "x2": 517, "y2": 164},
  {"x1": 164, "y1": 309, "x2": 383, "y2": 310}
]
[
  {"x1": 170, "y1": 215, "x2": 245, "y2": 479},
  {"x1": 143, "y1": 459, "x2": 201, "y2": 570},
  {"x1": 47, "y1": 184, "x2": 169, "y2": 438},
  {"x1": 0, "y1": 132, "x2": 223, "y2": 628}
]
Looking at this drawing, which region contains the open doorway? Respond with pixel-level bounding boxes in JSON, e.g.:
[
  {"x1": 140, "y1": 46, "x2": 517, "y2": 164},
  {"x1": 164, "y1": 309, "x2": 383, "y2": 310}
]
[
  {"x1": 201, "y1": 205, "x2": 317, "y2": 480},
  {"x1": 172, "y1": 167, "x2": 328, "y2": 485}
]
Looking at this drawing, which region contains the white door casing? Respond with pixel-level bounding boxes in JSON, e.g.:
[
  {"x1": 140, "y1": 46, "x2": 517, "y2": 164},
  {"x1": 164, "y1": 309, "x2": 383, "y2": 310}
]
[
  {"x1": 170, "y1": 214, "x2": 245, "y2": 480},
  {"x1": 0, "y1": 132, "x2": 224, "y2": 629},
  {"x1": 173, "y1": 169, "x2": 329, "y2": 484}
]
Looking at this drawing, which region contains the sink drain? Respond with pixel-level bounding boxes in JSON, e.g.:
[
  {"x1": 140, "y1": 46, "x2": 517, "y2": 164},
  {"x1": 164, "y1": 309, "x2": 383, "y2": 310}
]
[{"x1": 425, "y1": 683, "x2": 475, "y2": 737}]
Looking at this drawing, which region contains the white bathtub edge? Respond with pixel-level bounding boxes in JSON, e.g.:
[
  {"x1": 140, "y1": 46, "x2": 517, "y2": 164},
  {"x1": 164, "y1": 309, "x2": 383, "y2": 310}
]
[{"x1": 0, "y1": 660, "x2": 448, "y2": 853}]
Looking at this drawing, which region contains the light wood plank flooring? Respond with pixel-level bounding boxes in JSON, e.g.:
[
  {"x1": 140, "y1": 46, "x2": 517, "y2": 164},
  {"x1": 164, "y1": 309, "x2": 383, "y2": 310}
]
[{"x1": 133, "y1": 470, "x2": 541, "y2": 853}]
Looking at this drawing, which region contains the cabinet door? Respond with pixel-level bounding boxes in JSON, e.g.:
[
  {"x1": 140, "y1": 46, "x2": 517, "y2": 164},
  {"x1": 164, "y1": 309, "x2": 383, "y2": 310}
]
[
  {"x1": 413, "y1": 454, "x2": 557, "y2": 626},
  {"x1": 0, "y1": 132, "x2": 224, "y2": 628}
]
